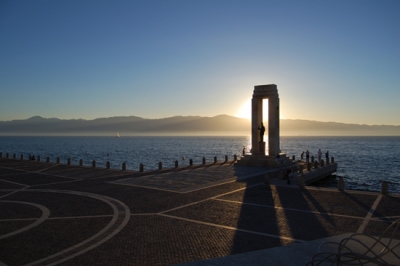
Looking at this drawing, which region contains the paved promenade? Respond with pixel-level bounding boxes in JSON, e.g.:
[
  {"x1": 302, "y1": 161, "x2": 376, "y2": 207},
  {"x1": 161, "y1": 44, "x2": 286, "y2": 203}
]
[{"x1": 0, "y1": 158, "x2": 399, "y2": 265}]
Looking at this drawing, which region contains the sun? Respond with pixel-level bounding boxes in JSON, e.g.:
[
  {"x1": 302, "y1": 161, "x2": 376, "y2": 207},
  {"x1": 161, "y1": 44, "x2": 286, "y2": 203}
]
[
  {"x1": 235, "y1": 99, "x2": 286, "y2": 121},
  {"x1": 235, "y1": 99, "x2": 252, "y2": 120}
]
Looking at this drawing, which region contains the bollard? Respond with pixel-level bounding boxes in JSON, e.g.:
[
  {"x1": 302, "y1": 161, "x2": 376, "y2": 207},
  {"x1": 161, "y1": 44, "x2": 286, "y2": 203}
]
[
  {"x1": 202, "y1": 157, "x2": 206, "y2": 165},
  {"x1": 314, "y1": 161, "x2": 318, "y2": 168},
  {"x1": 311, "y1": 156, "x2": 314, "y2": 163},
  {"x1": 122, "y1": 162, "x2": 126, "y2": 170},
  {"x1": 140, "y1": 163, "x2": 144, "y2": 172},
  {"x1": 225, "y1": 155, "x2": 228, "y2": 162},
  {"x1": 158, "y1": 162, "x2": 162, "y2": 170},
  {"x1": 79, "y1": 159, "x2": 83, "y2": 166},
  {"x1": 292, "y1": 155, "x2": 295, "y2": 161},
  {"x1": 264, "y1": 173, "x2": 270, "y2": 184},
  {"x1": 67, "y1": 157, "x2": 71, "y2": 165},
  {"x1": 56, "y1": 157, "x2": 60, "y2": 164},
  {"x1": 214, "y1": 156, "x2": 217, "y2": 163},
  {"x1": 37, "y1": 155, "x2": 40, "y2": 162},
  {"x1": 106, "y1": 161, "x2": 110, "y2": 169},
  {"x1": 331, "y1": 157, "x2": 335, "y2": 163},
  {"x1": 92, "y1": 160, "x2": 96, "y2": 168},
  {"x1": 299, "y1": 175, "x2": 305, "y2": 187},
  {"x1": 0, "y1": 152, "x2": 2, "y2": 157},
  {"x1": 338, "y1": 177, "x2": 344, "y2": 192},
  {"x1": 13, "y1": 153, "x2": 16, "y2": 159},
  {"x1": 6, "y1": 153, "x2": 9, "y2": 158},
  {"x1": 321, "y1": 159, "x2": 324, "y2": 167},
  {"x1": 189, "y1": 159, "x2": 193, "y2": 166},
  {"x1": 46, "y1": 156, "x2": 50, "y2": 163},
  {"x1": 234, "y1": 154, "x2": 237, "y2": 161},
  {"x1": 175, "y1": 160, "x2": 178, "y2": 168},
  {"x1": 381, "y1": 181, "x2": 388, "y2": 195},
  {"x1": 307, "y1": 163, "x2": 311, "y2": 171},
  {"x1": 21, "y1": 154, "x2": 24, "y2": 160},
  {"x1": 278, "y1": 169, "x2": 284, "y2": 180}
]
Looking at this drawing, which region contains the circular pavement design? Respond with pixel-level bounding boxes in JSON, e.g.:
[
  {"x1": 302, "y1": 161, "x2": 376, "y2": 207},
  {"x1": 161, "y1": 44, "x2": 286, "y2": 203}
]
[{"x1": 0, "y1": 189, "x2": 130, "y2": 266}]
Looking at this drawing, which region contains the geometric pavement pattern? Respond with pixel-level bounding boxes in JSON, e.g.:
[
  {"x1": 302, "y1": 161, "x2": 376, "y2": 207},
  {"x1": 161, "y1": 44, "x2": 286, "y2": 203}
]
[{"x1": 0, "y1": 158, "x2": 399, "y2": 265}]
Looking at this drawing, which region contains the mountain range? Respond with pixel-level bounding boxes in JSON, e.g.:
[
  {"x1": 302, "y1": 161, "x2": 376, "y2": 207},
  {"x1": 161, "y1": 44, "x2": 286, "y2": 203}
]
[{"x1": 0, "y1": 115, "x2": 399, "y2": 136}]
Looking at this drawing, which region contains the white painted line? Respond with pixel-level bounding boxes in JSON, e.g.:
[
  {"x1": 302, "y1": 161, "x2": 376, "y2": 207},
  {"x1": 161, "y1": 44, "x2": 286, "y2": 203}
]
[
  {"x1": 0, "y1": 178, "x2": 30, "y2": 187},
  {"x1": 357, "y1": 195, "x2": 382, "y2": 234},
  {"x1": 214, "y1": 198, "x2": 366, "y2": 220},
  {"x1": 158, "y1": 213, "x2": 305, "y2": 243},
  {"x1": 0, "y1": 201, "x2": 50, "y2": 239}
]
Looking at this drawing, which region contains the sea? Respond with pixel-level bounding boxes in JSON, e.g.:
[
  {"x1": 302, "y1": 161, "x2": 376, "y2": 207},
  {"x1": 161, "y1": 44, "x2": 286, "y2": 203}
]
[{"x1": 0, "y1": 136, "x2": 399, "y2": 194}]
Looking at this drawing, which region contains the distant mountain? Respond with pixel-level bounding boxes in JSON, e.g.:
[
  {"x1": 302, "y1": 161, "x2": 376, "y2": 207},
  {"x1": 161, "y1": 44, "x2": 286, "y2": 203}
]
[{"x1": 0, "y1": 115, "x2": 399, "y2": 136}]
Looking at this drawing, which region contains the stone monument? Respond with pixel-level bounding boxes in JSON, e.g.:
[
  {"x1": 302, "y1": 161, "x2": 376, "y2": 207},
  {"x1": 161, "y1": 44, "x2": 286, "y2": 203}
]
[{"x1": 237, "y1": 84, "x2": 292, "y2": 167}]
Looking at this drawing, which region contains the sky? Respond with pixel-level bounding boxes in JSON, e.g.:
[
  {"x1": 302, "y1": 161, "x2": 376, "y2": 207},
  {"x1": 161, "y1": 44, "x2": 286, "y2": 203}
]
[{"x1": 0, "y1": 0, "x2": 399, "y2": 125}]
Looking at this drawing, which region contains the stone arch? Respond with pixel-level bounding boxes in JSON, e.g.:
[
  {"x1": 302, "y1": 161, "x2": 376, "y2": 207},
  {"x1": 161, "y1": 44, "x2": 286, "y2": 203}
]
[{"x1": 251, "y1": 84, "x2": 280, "y2": 157}]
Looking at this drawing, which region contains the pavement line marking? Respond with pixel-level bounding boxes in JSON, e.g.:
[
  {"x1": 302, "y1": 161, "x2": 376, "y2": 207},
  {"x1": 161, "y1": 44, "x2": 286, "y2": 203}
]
[
  {"x1": 0, "y1": 165, "x2": 80, "y2": 180},
  {"x1": 0, "y1": 201, "x2": 50, "y2": 239},
  {"x1": 23, "y1": 189, "x2": 130, "y2": 266},
  {"x1": 357, "y1": 194, "x2": 382, "y2": 234},
  {"x1": 35, "y1": 164, "x2": 62, "y2": 173},
  {"x1": 30, "y1": 179, "x2": 82, "y2": 187},
  {"x1": 0, "y1": 188, "x2": 29, "y2": 199},
  {"x1": 158, "y1": 213, "x2": 305, "y2": 243},
  {"x1": 159, "y1": 182, "x2": 264, "y2": 214},
  {"x1": 214, "y1": 198, "x2": 366, "y2": 220},
  {"x1": 0, "y1": 214, "x2": 115, "y2": 222},
  {"x1": 0, "y1": 178, "x2": 30, "y2": 186}
]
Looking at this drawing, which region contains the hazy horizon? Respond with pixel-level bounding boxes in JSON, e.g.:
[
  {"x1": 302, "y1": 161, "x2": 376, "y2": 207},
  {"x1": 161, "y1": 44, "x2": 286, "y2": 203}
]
[
  {"x1": 1, "y1": 114, "x2": 399, "y2": 127},
  {"x1": 1, "y1": 1, "x2": 399, "y2": 125}
]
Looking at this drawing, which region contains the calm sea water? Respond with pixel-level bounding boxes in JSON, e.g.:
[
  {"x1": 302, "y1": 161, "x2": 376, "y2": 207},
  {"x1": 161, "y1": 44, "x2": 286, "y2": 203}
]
[{"x1": 0, "y1": 136, "x2": 399, "y2": 193}]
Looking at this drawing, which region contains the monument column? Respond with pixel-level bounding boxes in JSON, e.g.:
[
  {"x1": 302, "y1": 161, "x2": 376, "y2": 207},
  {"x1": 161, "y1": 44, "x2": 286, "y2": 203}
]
[
  {"x1": 251, "y1": 97, "x2": 262, "y2": 155},
  {"x1": 268, "y1": 94, "x2": 280, "y2": 157}
]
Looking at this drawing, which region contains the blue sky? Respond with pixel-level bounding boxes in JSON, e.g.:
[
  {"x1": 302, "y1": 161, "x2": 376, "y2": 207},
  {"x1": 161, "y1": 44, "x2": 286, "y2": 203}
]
[{"x1": 1, "y1": 0, "x2": 399, "y2": 125}]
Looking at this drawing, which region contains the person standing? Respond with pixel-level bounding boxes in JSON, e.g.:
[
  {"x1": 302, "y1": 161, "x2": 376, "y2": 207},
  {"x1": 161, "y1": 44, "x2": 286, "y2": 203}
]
[
  {"x1": 301, "y1": 151, "x2": 304, "y2": 161},
  {"x1": 325, "y1": 151, "x2": 329, "y2": 163},
  {"x1": 318, "y1": 149, "x2": 322, "y2": 163},
  {"x1": 306, "y1": 150, "x2": 310, "y2": 163}
]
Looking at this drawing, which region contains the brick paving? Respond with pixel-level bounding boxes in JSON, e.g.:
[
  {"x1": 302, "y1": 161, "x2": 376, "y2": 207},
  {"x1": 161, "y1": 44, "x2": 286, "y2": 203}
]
[{"x1": 0, "y1": 157, "x2": 399, "y2": 265}]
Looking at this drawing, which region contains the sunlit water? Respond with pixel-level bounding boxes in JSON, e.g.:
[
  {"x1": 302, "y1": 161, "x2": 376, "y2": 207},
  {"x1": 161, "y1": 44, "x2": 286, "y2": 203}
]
[{"x1": 0, "y1": 136, "x2": 399, "y2": 193}]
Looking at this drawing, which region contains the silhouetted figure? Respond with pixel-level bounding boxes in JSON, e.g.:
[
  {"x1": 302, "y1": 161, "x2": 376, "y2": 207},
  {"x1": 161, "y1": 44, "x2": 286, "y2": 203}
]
[
  {"x1": 325, "y1": 151, "x2": 329, "y2": 163},
  {"x1": 306, "y1": 150, "x2": 310, "y2": 163},
  {"x1": 242, "y1": 147, "x2": 245, "y2": 156},
  {"x1": 258, "y1": 123, "x2": 265, "y2": 141},
  {"x1": 301, "y1": 151, "x2": 304, "y2": 161}
]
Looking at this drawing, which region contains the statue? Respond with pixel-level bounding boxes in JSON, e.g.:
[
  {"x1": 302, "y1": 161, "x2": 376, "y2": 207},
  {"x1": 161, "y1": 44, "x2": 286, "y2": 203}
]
[{"x1": 258, "y1": 123, "x2": 265, "y2": 141}]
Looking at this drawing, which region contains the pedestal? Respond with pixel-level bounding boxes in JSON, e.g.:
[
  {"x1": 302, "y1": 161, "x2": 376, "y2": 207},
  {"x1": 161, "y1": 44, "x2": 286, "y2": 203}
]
[{"x1": 259, "y1": 141, "x2": 265, "y2": 155}]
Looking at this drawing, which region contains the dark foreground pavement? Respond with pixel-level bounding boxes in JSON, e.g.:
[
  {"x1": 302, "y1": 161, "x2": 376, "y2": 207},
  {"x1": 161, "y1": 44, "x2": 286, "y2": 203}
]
[{"x1": 0, "y1": 158, "x2": 399, "y2": 265}]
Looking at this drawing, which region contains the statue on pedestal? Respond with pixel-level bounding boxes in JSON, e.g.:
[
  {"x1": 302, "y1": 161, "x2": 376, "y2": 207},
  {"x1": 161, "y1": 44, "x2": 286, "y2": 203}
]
[{"x1": 258, "y1": 123, "x2": 265, "y2": 141}]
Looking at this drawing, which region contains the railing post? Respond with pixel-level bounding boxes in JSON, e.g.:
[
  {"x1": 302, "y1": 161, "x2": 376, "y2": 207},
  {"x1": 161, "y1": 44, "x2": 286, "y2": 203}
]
[
  {"x1": 381, "y1": 181, "x2": 388, "y2": 195},
  {"x1": 56, "y1": 157, "x2": 60, "y2": 164},
  {"x1": 6, "y1": 153, "x2": 9, "y2": 158},
  {"x1": 92, "y1": 160, "x2": 96, "y2": 168},
  {"x1": 158, "y1": 162, "x2": 162, "y2": 170},
  {"x1": 299, "y1": 175, "x2": 305, "y2": 187},
  {"x1": 37, "y1": 155, "x2": 40, "y2": 162},
  {"x1": 122, "y1": 162, "x2": 126, "y2": 170},
  {"x1": 234, "y1": 154, "x2": 237, "y2": 161},
  {"x1": 214, "y1": 156, "x2": 217, "y2": 163},
  {"x1": 106, "y1": 161, "x2": 110, "y2": 169},
  {"x1": 338, "y1": 177, "x2": 344, "y2": 192},
  {"x1": 264, "y1": 173, "x2": 270, "y2": 184},
  {"x1": 13, "y1": 153, "x2": 16, "y2": 159},
  {"x1": 46, "y1": 156, "x2": 50, "y2": 163},
  {"x1": 225, "y1": 155, "x2": 228, "y2": 162},
  {"x1": 189, "y1": 159, "x2": 193, "y2": 166},
  {"x1": 292, "y1": 155, "x2": 295, "y2": 161},
  {"x1": 67, "y1": 157, "x2": 71, "y2": 165},
  {"x1": 21, "y1": 154, "x2": 24, "y2": 160},
  {"x1": 175, "y1": 160, "x2": 178, "y2": 168},
  {"x1": 140, "y1": 163, "x2": 144, "y2": 172},
  {"x1": 202, "y1": 157, "x2": 206, "y2": 165},
  {"x1": 79, "y1": 159, "x2": 83, "y2": 166}
]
